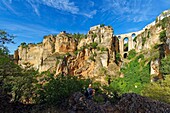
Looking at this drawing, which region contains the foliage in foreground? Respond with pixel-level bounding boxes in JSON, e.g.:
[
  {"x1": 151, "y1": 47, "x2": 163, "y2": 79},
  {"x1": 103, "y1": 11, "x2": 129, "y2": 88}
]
[
  {"x1": 142, "y1": 75, "x2": 170, "y2": 104},
  {"x1": 109, "y1": 54, "x2": 150, "y2": 95},
  {"x1": 35, "y1": 74, "x2": 90, "y2": 105},
  {"x1": 0, "y1": 53, "x2": 38, "y2": 103}
]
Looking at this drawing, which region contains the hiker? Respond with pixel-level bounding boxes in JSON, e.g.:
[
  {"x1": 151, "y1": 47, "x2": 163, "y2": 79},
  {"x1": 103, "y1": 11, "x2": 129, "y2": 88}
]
[{"x1": 85, "y1": 84, "x2": 95, "y2": 99}]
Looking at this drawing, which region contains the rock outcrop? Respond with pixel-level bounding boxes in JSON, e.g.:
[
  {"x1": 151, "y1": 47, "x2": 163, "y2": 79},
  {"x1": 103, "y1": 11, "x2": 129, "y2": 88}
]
[
  {"x1": 166, "y1": 21, "x2": 170, "y2": 55},
  {"x1": 14, "y1": 10, "x2": 170, "y2": 80},
  {"x1": 68, "y1": 92, "x2": 170, "y2": 113},
  {"x1": 14, "y1": 25, "x2": 119, "y2": 81},
  {"x1": 2, "y1": 92, "x2": 170, "y2": 113}
]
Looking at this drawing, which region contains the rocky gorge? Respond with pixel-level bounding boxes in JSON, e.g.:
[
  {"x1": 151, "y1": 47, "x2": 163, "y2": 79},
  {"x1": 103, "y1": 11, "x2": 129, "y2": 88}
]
[
  {"x1": 14, "y1": 10, "x2": 170, "y2": 82},
  {"x1": 1, "y1": 9, "x2": 170, "y2": 113}
]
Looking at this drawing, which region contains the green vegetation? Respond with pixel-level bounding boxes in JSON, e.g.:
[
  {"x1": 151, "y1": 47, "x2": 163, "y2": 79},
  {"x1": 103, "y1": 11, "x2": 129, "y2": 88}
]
[
  {"x1": 0, "y1": 30, "x2": 15, "y2": 45},
  {"x1": 156, "y1": 17, "x2": 170, "y2": 29},
  {"x1": 155, "y1": 17, "x2": 159, "y2": 23},
  {"x1": 0, "y1": 30, "x2": 15, "y2": 54},
  {"x1": 124, "y1": 43, "x2": 128, "y2": 51},
  {"x1": 93, "y1": 95, "x2": 105, "y2": 103},
  {"x1": 153, "y1": 43, "x2": 161, "y2": 49},
  {"x1": 109, "y1": 54, "x2": 150, "y2": 95},
  {"x1": 1, "y1": 29, "x2": 170, "y2": 109},
  {"x1": 20, "y1": 42, "x2": 28, "y2": 48},
  {"x1": 90, "y1": 42, "x2": 98, "y2": 49},
  {"x1": 0, "y1": 48, "x2": 38, "y2": 103},
  {"x1": 100, "y1": 24, "x2": 105, "y2": 27},
  {"x1": 74, "y1": 50, "x2": 79, "y2": 55},
  {"x1": 100, "y1": 47, "x2": 107, "y2": 52},
  {"x1": 160, "y1": 55, "x2": 170, "y2": 75},
  {"x1": 89, "y1": 55, "x2": 95, "y2": 61},
  {"x1": 127, "y1": 49, "x2": 137, "y2": 60},
  {"x1": 115, "y1": 52, "x2": 121, "y2": 64},
  {"x1": 35, "y1": 74, "x2": 90, "y2": 105},
  {"x1": 159, "y1": 30, "x2": 167, "y2": 43},
  {"x1": 133, "y1": 36, "x2": 137, "y2": 42},
  {"x1": 72, "y1": 33, "x2": 87, "y2": 42},
  {"x1": 142, "y1": 37, "x2": 146, "y2": 46},
  {"x1": 0, "y1": 30, "x2": 37, "y2": 103},
  {"x1": 147, "y1": 31, "x2": 150, "y2": 38},
  {"x1": 93, "y1": 33, "x2": 97, "y2": 38},
  {"x1": 142, "y1": 75, "x2": 170, "y2": 104}
]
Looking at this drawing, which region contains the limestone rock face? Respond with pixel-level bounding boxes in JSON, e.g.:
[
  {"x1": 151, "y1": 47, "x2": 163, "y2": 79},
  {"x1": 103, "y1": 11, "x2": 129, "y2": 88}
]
[
  {"x1": 55, "y1": 32, "x2": 77, "y2": 53},
  {"x1": 15, "y1": 26, "x2": 119, "y2": 81},
  {"x1": 150, "y1": 59, "x2": 160, "y2": 75},
  {"x1": 166, "y1": 23, "x2": 170, "y2": 55}
]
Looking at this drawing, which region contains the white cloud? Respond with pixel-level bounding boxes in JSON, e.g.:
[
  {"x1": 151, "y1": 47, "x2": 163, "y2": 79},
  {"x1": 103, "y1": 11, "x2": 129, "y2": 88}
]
[
  {"x1": 101, "y1": 0, "x2": 154, "y2": 22},
  {"x1": 29, "y1": 0, "x2": 96, "y2": 18},
  {"x1": 1, "y1": 0, "x2": 18, "y2": 15},
  {"x1": 81, "y1": 10, "x2": 97, "y2": 18},
  {"x1": 2, "y1": 0, "x2": 96, "y2": 18},
  {"x1": 40, "y1": 0, "x2": 79, "y2": 14}
]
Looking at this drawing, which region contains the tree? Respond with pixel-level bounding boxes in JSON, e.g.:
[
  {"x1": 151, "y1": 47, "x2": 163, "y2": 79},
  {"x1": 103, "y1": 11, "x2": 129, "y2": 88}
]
[
  {"x1": 159, "y1": 30, "x2": 167, "y2": 43},
  {"x1": 160, "y1": 55, "x2": 170, "y2": 75},
  {"x1": 0, "y1": 30, "x2": 15, "y2": 44},
  {"x1": 100, "y1": 24, "x2": 105, "y2": 27},
  {"x1": 0, "y1": 30, "x2": 15, "y2": 54},
  {"x1": 35, "y1": 74, "x2": 90, "y2": 105}
]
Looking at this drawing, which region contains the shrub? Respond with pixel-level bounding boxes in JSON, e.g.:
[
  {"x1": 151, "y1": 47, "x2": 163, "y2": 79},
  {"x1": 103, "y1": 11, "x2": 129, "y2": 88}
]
[
  {"x1": 74, "y1": 50, "x2": 79, "y2": 55},
  {"x1": 153, "y1": 44, "x2": 160, "y2": 49},
  {"x1": 100, "y1": 47, "x2": 107, "y2": 52},
  {"x1": 133, "y1": 36, "x2": 137, "y2": 42},
  {"x1": 147, "y1": 31, "x2": 150, "y2": 38},
  {"x1": 91, "y1": 42, "x2": 98, "y2": 49},
  {"x1": 128, "y1": 49, "x2": 137, "y2": 60},
  {"x1": 35, "y1": 74, "x2": 90, "y2": 105},
  {"x1": 142, "y1": 37, "x2": 146, "y2": 46},
  {"x1": 110, "y1": 56, "x2": 150, "y2": 95},
  {"x1": 100, "y1": 24, "x2": 105, "y2": 27},
  {"x1": 93, "y1": 33, "x2": 97, "y2": 38},
  {"x1": 115, "y1": 52, "x2": 121, "y2": 63},
  {"x1": 142, "y1": 75, "x2": 170, "y2": 104},
  {"x1": 161, "y1": 17, "x2": 169, "y2": 29},
  {"x1": 89, "y1": 56, "x2": 95, "y2": 62},
  {"x1": 20, "y1": 42, "x2": 28, "y2": 48},
  {"x1": 156, "y1": 17, "x2": 169, "y2": 29},
  {"x1": 159, "y1": 30, "x2": 167, "y2": 43},
  {"x1": 0, "y1": 53, "x2": 38, "y2": 103},
  {"x1": 93, "y1": 95, "x2": 105, "y2": 103},
  {"x1": 160, "y1": 55, "x2": 170, "y2": 75}
]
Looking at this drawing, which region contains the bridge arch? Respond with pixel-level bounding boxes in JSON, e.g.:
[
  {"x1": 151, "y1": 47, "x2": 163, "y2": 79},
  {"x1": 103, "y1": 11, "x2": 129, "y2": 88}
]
[
  {"x1": 132, "y1": 33, "x2": 136, "y2": 40},
  {"x1": 123, "y1": 37, "x2": 129, "y2": 52}
]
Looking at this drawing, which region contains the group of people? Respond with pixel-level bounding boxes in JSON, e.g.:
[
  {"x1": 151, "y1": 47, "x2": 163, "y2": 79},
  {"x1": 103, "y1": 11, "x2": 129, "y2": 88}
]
[{"x1": 85, "y1": 84, "x2": 95, "y2": 99}]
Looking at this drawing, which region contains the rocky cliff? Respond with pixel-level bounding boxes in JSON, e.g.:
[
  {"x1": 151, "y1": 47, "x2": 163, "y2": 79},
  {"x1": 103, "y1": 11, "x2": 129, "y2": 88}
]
[
  {"x1": 117, "y1": 11, "x2": 170, "y2": 77},
  {"x1": 14, "y1": 10, "x2": 170, "y2": 80},
  {"x1": 14, "y1": 26, "x2": 119, "y2": 82}
]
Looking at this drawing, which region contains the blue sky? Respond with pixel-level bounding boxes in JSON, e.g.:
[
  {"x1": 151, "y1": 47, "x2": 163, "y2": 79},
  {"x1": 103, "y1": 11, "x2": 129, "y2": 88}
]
[{"x1": 0, "y1": 0, "x2": 170, "y2": 54}]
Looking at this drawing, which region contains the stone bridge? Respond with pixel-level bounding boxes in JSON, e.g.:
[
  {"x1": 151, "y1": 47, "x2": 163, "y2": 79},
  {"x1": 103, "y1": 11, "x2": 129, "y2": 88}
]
[{"x1": 116, "y1": 31, "x2": 142, "y2": 58}]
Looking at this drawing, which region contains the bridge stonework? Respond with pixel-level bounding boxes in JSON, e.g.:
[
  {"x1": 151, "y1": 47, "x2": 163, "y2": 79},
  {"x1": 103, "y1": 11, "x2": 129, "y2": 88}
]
[{"x1": 117, "y1": 31, "x2": 142, "y2": 58}]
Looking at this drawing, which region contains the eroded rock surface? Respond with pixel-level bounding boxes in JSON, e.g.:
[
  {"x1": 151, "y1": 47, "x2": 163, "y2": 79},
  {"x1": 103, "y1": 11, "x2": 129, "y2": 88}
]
[
  {"x1": 68, "y1": 92, "x2": 170, "y2": 113},
  {"x1": 14, "y1": 25, "x2": 119, "y2": 82}
]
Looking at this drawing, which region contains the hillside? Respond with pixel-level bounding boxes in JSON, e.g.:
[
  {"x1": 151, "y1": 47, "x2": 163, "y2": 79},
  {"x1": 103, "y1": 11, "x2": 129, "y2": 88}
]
[{"x1": 0, "y1": 10, "x2": 170, "y2": 113}]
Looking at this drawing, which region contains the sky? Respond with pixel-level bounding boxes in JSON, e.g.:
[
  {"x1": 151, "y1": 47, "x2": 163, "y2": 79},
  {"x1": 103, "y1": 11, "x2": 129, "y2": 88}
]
[{"x1": 0, "y1": 0, "x2": 170, "y2": 54}]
